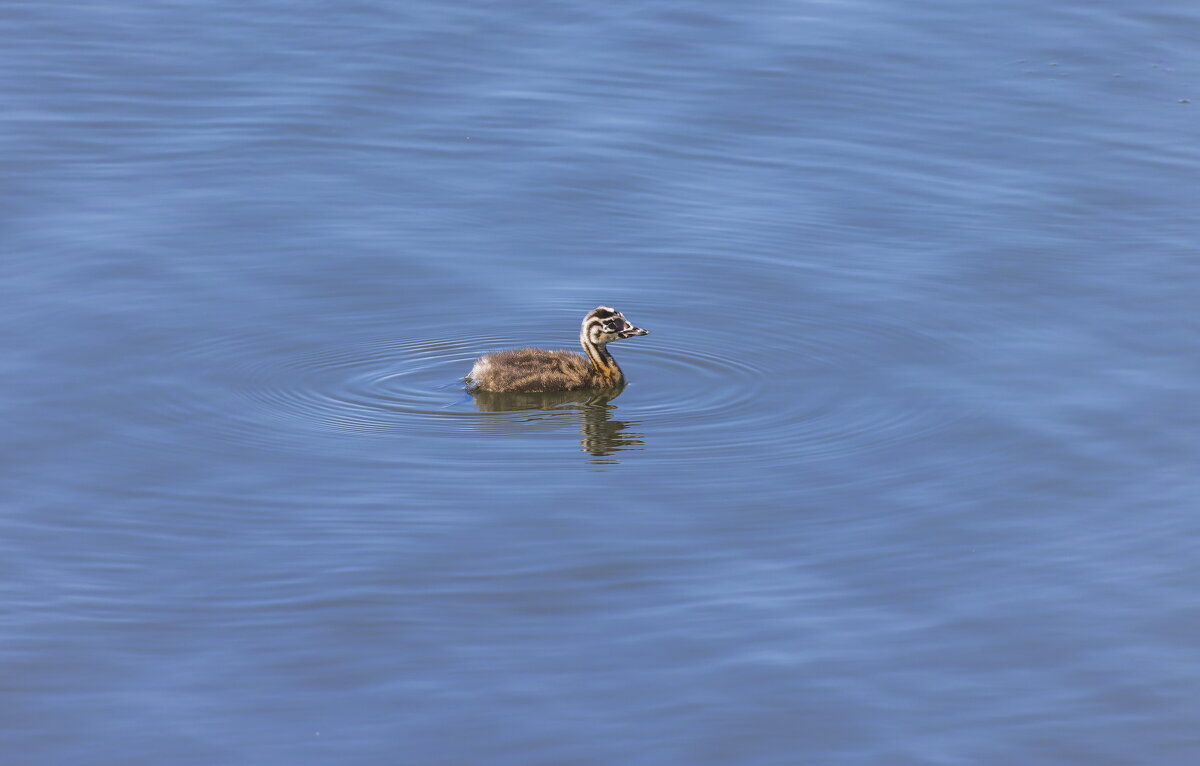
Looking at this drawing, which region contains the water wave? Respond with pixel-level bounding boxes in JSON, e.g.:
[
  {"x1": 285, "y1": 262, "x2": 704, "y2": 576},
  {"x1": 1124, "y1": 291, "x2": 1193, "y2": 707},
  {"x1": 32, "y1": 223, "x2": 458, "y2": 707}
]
[{"x1": 145, "y1": 308, "x2": 970, "y2": 468}]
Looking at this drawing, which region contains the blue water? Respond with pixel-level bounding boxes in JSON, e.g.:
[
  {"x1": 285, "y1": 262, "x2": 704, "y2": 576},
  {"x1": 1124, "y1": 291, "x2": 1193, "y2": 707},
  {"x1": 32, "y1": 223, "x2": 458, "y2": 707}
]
[{"x1": 4, "y1": 1, "x2": 1199, "y2": 763}]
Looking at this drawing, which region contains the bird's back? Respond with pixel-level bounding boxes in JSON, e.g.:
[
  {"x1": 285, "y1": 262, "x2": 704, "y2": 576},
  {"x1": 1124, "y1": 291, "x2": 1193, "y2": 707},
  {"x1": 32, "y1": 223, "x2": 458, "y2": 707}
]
[{"x1": 467, "y1": 348, "x2": 603, "y2": 392}]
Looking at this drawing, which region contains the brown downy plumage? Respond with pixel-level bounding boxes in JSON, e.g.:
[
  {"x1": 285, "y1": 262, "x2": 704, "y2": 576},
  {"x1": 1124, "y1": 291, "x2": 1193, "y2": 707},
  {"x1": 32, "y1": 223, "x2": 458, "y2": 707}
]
[{"x1": 466, "y1": 306, "x2": 648, "y2": 392}]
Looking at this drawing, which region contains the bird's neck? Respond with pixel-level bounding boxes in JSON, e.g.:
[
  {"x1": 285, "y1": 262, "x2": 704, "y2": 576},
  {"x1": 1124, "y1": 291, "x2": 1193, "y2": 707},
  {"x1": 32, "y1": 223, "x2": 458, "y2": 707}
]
[{"x1": 580, "y1": 332, "x2": 623, "y2": 384}]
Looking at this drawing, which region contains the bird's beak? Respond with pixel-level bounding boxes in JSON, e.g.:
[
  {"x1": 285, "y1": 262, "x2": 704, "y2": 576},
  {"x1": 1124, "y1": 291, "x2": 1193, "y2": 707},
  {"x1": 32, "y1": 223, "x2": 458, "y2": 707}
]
[{"x1": 619, "y1": 326, "x2": 648, "y2": 338}]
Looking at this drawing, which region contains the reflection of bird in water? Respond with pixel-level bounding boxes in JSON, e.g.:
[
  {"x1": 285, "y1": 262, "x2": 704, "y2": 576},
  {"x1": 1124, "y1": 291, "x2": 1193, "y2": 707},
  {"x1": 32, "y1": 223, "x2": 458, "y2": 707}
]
[
  {"x1": 466, "y1": 307, "x2": 648, "y2": 392},
  {"x1": 470, "y1": 389, "x2": 644, "y2": 461}
]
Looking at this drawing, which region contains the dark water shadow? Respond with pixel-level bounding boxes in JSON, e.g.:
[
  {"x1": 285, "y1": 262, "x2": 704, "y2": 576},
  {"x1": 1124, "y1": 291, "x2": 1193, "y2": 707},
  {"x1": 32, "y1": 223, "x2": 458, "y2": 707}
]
[{"x1": 470, "y1": 388, "x2": 644, "y2": 464}]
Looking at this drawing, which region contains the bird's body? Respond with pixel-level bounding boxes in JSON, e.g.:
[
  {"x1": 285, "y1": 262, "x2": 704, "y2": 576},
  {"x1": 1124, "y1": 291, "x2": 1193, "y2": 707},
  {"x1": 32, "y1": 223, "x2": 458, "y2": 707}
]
[
  {"x1": 467, "y1": 348, "x2": 614, "y2": 392},
  {"x1": 466, "y1": 307, "x2": 648, "y2": 393}
]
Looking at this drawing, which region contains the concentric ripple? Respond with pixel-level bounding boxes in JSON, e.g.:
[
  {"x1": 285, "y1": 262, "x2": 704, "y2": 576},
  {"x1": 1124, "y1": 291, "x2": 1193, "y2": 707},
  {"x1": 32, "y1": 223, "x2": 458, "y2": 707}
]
[
  {"x1": 144, "y1": 310, "x2": 972, "y2": 468},
  {"x1": 617, "y1": 313, "x2": 968, "y2": 464}
]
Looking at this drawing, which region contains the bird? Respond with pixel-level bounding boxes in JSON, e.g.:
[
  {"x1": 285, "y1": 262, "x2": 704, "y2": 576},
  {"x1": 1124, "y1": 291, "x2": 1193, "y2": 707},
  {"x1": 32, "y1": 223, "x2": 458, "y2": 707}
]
[{"x1": 466, "y1": 306, "x2": 648, "y2": 392}]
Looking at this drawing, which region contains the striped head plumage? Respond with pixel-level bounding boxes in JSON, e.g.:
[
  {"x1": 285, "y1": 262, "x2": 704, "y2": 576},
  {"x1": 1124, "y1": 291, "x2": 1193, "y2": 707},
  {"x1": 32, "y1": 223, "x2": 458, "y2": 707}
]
[{"x1": 581, "y1": 306, "x2": 649, "y2": 346}]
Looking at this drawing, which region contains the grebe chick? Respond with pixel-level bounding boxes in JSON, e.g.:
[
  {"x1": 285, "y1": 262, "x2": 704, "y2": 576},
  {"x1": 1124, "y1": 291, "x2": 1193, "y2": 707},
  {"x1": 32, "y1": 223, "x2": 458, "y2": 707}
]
[{"x1": 466, "y1": 306, "x2": 648, "y2": 393}]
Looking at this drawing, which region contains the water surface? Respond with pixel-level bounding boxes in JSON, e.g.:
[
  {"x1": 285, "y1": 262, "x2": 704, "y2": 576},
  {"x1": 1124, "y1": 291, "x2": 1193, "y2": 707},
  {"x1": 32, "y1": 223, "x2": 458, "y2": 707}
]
[{"x1": 3, "y1": 0, "x2": 1199, "y2": 763}]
